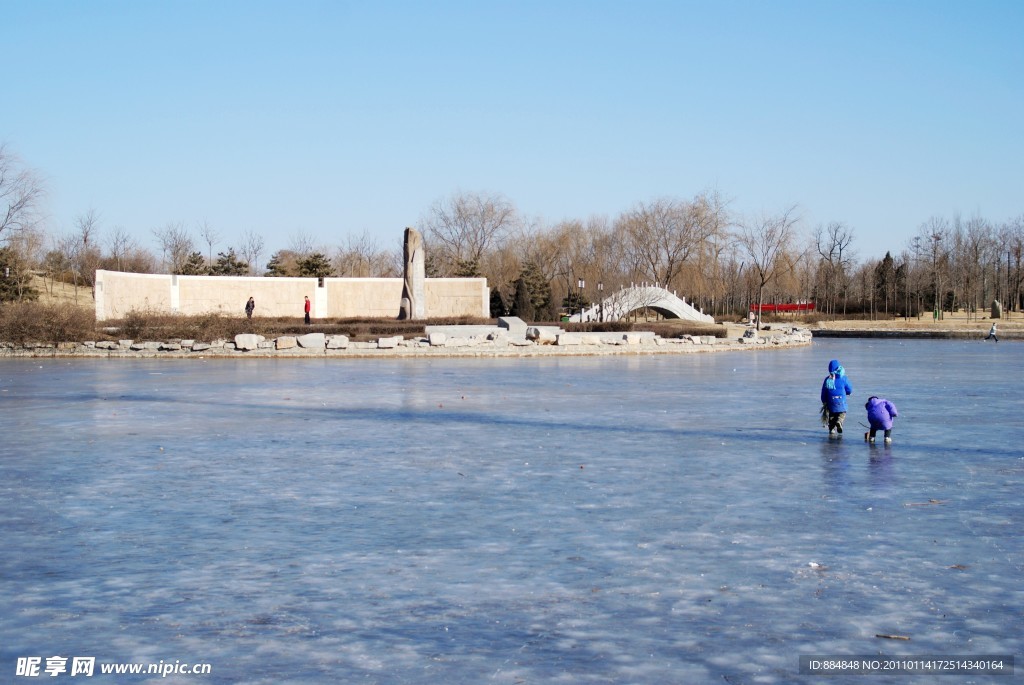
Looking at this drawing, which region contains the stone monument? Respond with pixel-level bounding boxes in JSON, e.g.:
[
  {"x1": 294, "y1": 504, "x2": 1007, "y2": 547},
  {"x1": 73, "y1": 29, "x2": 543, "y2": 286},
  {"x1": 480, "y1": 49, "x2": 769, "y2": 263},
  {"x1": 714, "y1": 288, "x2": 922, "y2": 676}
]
[
  {"x1": 399, "y1": 227, "x2": 426, "y2": 320},
  {"x1": 992, "y1": 300, "x2": 1003, "y2": 319}
]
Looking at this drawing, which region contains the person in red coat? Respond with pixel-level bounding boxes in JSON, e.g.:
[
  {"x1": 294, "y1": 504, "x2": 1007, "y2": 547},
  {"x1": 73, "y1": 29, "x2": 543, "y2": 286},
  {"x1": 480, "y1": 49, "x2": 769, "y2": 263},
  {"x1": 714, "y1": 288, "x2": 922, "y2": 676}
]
[{"x1": 304, "y1": 295, "x2": 311, "y2": 325}]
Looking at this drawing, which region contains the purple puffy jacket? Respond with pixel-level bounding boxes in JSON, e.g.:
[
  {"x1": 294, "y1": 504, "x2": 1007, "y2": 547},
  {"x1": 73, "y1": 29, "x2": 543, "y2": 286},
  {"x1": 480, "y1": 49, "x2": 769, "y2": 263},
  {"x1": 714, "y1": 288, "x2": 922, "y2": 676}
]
[{"x1": 865, "y1": 397, "x2": 898, "y2": 430}]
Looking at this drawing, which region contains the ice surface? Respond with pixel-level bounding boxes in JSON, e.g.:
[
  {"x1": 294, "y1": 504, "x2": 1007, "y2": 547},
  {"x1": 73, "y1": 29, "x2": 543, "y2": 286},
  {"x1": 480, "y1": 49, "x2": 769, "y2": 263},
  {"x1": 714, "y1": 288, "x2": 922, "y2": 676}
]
[{"x1": 1, "y1": 339, "x2": 1021, "y2": 683}]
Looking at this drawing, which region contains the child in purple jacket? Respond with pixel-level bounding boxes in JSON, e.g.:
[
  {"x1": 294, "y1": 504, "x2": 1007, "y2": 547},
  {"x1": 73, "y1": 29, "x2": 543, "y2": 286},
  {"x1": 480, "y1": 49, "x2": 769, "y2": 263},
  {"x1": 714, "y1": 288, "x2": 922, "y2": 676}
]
[{"x1": 864, "y1": 396, "x2": 898, "y2": 444}]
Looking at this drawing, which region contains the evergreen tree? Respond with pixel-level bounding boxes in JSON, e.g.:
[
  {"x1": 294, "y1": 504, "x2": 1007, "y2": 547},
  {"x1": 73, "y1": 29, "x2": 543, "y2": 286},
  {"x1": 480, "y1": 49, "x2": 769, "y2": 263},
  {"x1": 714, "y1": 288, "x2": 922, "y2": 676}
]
[
  {"x1": 454, "y1": 258, "x2": 481, "y2": 278},
  {"x1": 265, "y1": 250, "x2": 299, "y2": 277},
  {"x1": 176, "y1": 251, "x2": 208, "y2": 275},
  {"x1": 510, "y1": 277, "x2": 533, "y2": 320},
  {"x1": 297, "y1": 252, "x2": 334, "y2": 278},
  {"x1": 210, "y1": 249, "x2": 250, "y2": 276},
  {"x1": 874, "y1": 251, "x2": 897, "y2": 315},
  {"x1": 0, "y1": 246, "x2": 38, "y2": 302},
  {"x1": 519, "y1": 261, "x2": 552, "y2": 315},
  {"x1": 490, "y1": 287, "x2": 511, "y2": 318}
]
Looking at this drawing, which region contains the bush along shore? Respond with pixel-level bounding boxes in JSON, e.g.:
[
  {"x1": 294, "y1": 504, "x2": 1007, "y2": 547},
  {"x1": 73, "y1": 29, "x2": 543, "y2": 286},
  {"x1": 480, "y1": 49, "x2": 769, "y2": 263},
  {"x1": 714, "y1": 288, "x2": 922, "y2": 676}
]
[{"x1": 0, "y1": 324, "x2": 813, "y2": 358}]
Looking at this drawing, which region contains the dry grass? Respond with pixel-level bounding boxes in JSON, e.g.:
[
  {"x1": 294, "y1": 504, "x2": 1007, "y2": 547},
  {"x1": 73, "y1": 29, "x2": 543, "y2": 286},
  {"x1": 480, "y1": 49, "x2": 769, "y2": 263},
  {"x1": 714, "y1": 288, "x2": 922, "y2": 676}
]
[
  {"x1": 30, "y1": 275, "x2": 95, "y2": 309},
  {"x1": 0, "y1": 301, "x2": 96, "y2": 344}
]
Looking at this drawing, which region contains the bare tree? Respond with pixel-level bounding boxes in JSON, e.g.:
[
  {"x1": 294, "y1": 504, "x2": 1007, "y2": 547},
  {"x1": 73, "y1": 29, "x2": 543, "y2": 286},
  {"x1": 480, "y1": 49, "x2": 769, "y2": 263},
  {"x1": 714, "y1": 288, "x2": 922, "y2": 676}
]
[
  {"x1": 736, "y1": 207, "x2": 800, "y2": 330},
  {"x1": 106, "y1": 226, "x2": 135, "y2": 272},
  {"x1": 422, "y1": 191, "x2": 518, "y2": 275},
  {"x1": 616, "y1": 194, "x2": 721, "y2": 289},
  {"x1": 0, "y1": 145, "x2": 45, "y2": 244},
  {"x1": 152, "y1": 222, "x2": 196, "y2": 274},
  {"x1": 814, "y1": 221, "x2": 856, "y2": 318},
  {"x1": 288, "y1": 230, "x2": 318, "y2": 257},
  {"x1": 915, "y1": 217, "x2": 949, "y2": 317},
  {"x1": 0, "y1": 226, "x2": 45, "y2": 301},
  {"x1": 239, "y1": 230, "x2": 265, "y2": 275},
  {"x1": 1002, "y1": 215, "x2": 1024, "y2": 312},
  {"x1": 958, "y1": 215, "x2": 994, "y2": 320},
  {"x1": 74, "y1": 209, "x2": 104, "y2": 288},
  {"x1": 689, "y1": 190, "x2": 733, "y2": 315},
  {"x1": 334, "y1": 231, "x2": 400, "y2": 277},
  {"x1": 197, "y1": 219, "x2": 220, "y2": 265}
]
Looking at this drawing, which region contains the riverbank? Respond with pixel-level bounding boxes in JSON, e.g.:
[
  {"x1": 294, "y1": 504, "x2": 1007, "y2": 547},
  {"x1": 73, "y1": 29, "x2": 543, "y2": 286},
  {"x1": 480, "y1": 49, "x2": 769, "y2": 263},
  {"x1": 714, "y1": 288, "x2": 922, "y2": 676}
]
[
  {"x1": 3, "y1": 308, "x2": 1020, "y2": 359},
  {"x1": 0, "y1": 324, "x2": 813, "y2": 358},
  {"x1": 807, "y1": 310, "x2": 1023, "y2": 340}
]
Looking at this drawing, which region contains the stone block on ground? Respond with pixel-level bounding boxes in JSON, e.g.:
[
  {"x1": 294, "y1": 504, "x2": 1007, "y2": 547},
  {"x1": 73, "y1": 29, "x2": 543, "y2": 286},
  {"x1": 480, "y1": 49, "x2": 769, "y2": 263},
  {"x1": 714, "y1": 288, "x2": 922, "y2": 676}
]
[
  {"x1": 297, "y1": 332, "x2": 326, "y2": 349},
  {"x1": 526, "y1": 327, "x2": 558, "y2": 344},
  {"x1": 276, "y1": 336, "x2": 297, "y2": 350},
  {"x1": 377, "y1": 336, "x2": 402, "y2": 349},
  {"x1": 326, "y1": 335, "x2": 349, "y2": 349},
  {"x1": 498, "y1": 317, "x2": 528, "y2": 336},
  {"x1": 234, "y1": 334, "x2": 264, "y2": 351}
]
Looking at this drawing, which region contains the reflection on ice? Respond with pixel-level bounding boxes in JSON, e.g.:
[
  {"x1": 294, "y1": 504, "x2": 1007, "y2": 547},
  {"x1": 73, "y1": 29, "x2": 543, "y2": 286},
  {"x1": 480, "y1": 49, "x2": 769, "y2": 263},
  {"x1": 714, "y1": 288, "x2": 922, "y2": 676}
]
[{"x1": 1, "y1": 340, "x2": 1021, "y2": 683}]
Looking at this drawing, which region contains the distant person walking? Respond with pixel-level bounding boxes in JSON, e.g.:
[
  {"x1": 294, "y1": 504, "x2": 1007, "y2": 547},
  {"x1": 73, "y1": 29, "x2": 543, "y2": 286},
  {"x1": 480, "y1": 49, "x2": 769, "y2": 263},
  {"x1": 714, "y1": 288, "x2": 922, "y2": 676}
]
[
  {"x1": 820, "y1": 359, "x2": 853, "y2": 437},
  {"x1": 245, "y1": 297, "x2": 255, "y2": 319},
  {"x1": 864, "y1": 396, "x2": 898, "y2": 444},
  {"x1": 985, "y1": 322, "x2": 998, "y2": 342},
  {"x1": 304, "y1": 295, "x2": 311, "y2": 325}
]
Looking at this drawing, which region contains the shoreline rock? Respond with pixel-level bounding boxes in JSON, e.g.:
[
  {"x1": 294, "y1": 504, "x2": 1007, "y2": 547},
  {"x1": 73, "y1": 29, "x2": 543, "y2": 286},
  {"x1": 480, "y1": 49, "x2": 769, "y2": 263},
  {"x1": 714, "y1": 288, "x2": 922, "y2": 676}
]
[{"x1": 0, "y1": 327, "x2": 814, "y2": 359}]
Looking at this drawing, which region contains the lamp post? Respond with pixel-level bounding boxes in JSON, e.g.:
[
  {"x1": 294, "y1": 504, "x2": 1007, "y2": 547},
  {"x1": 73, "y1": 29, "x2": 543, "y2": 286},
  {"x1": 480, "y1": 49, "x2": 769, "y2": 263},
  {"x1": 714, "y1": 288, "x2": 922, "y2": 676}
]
[
  {"x1": 577, "y1": 278, "x2": 585, "y2": 322},
  {"x1": 931, "y1": 233, "x2": 942, "y2": 320},
  {"x1": 597, "y1": 281, "x2": 604, "y2": 321}
]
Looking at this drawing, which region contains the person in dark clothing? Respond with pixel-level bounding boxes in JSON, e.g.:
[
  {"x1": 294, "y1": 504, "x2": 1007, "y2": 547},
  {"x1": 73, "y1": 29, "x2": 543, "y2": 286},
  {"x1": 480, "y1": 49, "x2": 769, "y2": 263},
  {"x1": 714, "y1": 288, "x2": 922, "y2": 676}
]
[{"x1": 245, "y1": 297, "x2": 255, "y2": 319}]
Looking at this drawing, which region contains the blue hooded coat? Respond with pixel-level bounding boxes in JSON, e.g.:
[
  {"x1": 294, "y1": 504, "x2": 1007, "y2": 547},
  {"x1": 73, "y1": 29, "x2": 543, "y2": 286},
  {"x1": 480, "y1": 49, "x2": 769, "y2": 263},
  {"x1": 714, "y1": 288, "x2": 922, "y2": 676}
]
[
  {"x1": 865, "y1": 397, "x2": 898, "y2": 430},
  {"x1": 820, "y1": 359, "x2": 853, "y2": 413}
]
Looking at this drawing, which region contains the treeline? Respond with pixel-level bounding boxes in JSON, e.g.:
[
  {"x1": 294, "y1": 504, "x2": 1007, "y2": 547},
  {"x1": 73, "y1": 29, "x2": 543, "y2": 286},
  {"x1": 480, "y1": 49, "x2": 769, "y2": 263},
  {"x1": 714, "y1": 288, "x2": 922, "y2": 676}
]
[{"x1": 1, "y1": 145, "x2": 1022, "y2": 319}]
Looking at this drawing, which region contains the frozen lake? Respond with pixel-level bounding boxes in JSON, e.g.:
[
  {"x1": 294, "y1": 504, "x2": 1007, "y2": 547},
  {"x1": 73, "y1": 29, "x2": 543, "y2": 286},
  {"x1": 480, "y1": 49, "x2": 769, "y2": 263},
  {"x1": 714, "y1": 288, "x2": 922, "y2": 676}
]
[{"x1": 1, "y1": 339, "x2": 1020, "y2": 684}]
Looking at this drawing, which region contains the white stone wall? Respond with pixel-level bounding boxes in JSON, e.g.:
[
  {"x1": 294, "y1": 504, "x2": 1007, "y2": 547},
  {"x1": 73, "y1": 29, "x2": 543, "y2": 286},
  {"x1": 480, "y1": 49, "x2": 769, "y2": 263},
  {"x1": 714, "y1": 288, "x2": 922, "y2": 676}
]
[{"x1": 94, "y1": 271, "x2": 489, "y2": 321}]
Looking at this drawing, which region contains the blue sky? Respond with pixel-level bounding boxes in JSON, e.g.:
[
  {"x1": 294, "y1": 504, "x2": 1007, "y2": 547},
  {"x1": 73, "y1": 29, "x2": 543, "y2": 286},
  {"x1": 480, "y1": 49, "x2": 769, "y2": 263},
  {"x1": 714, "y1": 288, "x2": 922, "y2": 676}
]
[{"x1": 5, "y1": 0, "x2": 1022, "y2": 261}]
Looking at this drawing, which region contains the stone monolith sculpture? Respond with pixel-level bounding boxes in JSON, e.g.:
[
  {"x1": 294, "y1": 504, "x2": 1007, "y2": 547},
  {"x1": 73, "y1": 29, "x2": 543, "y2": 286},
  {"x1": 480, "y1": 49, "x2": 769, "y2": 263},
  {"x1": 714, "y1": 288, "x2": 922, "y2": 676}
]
[{"x1": 399, "y1": 227, "x2": 426, "y2": 320}]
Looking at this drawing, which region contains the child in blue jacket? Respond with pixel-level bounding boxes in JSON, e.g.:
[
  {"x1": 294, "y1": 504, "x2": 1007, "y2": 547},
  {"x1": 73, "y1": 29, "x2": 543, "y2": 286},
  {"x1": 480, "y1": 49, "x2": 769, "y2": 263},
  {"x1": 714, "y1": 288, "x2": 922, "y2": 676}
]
[
  {"x1": 820, "y1": 359, "x2": 853, "y2": 436},
  {"x1": 864, "y1": 396, "x2": 898, "y2": 444}
]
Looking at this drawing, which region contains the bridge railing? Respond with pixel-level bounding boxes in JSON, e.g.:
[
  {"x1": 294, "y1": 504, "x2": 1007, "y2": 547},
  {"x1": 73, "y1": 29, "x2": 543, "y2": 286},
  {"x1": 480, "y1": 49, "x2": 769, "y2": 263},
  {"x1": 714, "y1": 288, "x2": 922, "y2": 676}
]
[{"x1": 568, "y1": 284, "x2": 714, "y2": 323}]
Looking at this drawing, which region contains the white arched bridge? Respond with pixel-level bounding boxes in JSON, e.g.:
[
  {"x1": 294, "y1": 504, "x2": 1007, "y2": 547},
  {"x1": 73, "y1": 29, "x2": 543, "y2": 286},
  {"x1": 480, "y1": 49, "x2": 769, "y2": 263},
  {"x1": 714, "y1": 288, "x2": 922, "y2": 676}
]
[{"x1": 569, "y1": 284, "x2": 715, "y2": 323}]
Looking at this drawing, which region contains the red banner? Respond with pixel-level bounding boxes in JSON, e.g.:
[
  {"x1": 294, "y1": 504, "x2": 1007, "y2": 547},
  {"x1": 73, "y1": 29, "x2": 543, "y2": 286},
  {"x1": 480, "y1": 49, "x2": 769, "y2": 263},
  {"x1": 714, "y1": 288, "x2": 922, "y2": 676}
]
[{"x1": 749, "y1": 302, "x2": 816, "y2": 312}]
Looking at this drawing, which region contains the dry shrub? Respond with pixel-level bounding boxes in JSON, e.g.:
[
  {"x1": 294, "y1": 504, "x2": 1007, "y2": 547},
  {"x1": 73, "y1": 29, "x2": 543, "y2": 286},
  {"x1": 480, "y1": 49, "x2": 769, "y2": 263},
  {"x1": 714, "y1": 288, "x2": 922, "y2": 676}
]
[
  {"x1": 562, "y1": 321, "x2": 632, "y2": 333},
  {"x1": 119, "y1": 308, "x2": 156, "y2": 340},
  {"x1": 0, "y1": 301, "x2": 38, "y2": 343},
  {"x1": 43, "y1": 304, "x2": 96, "y2": 343},
  {"x1": 116, "y1": 309, "x2": 259, "y2": 341},
  {"x1": 646, "y1": 321, "x2": 728, "y2": 339},
  {"x1": 0, "y1": 302, "x2": 95, "y2": 344}
]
